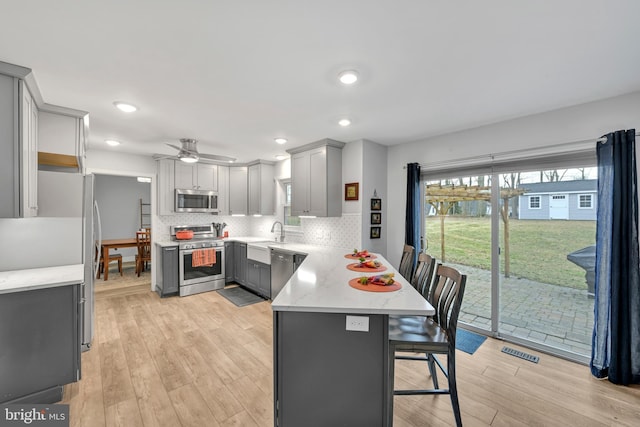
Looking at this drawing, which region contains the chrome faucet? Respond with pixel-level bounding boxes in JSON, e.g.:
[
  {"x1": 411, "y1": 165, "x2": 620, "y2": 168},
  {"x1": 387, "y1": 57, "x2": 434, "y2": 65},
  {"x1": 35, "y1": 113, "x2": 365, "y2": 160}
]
[{"x1": 270, "y1": 221, "x2": 285, "y2": 242}]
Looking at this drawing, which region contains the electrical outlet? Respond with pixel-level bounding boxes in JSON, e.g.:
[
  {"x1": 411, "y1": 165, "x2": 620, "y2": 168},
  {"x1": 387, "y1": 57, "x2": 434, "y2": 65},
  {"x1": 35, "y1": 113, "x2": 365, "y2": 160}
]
[{"x1": 346, "y1": 315, "x2": 369, "y2": 332}]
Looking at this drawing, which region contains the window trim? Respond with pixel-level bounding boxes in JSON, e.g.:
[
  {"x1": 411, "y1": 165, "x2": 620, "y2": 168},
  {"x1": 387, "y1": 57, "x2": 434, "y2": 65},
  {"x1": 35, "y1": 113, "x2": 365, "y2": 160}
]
[
  {"x1": 283, "y1": 180, "x2": 301, "y2": 230},
  {"x1": 577, "y1": 193, "x2": 593, "y2": 209},
  {"x1": 529, "y1": 195, "x2": 541, "y2": 209}
]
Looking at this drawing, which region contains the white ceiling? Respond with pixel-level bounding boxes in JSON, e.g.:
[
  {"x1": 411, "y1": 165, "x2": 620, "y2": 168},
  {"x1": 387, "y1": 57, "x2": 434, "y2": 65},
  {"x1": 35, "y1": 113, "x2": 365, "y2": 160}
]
[{"x1": 2, "y1": 1, "x2": 640, "y2": 163}]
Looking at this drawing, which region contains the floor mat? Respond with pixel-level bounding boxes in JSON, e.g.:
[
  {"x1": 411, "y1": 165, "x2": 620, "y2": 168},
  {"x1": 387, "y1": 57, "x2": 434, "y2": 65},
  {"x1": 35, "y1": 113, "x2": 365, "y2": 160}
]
[
  {"x1": 217, "y1": 286, "x2": 266, "y2": 307},
  {"x1": 456, "y1": 329, "x2": 487, "y2": 355}
]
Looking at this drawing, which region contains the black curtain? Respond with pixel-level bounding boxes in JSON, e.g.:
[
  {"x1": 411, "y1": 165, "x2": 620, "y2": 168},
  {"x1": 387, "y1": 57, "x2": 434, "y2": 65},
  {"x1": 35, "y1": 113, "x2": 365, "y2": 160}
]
[
  {"x1": 405, "y1": 163, "x2": 421, "y2": 269},
  {"x1": 591, "y1": 129, "x2": 640, "y2": 385}
]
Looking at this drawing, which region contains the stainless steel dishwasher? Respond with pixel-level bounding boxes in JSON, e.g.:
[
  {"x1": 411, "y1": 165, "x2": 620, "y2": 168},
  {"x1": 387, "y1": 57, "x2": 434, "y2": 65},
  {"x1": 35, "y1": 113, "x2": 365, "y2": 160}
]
[
  {"x1": 271, "y1": 250, "x2": 294, "y2": 299},
  {"x1": 293, "y1": 253, "x2": 307, "y2": 271}
]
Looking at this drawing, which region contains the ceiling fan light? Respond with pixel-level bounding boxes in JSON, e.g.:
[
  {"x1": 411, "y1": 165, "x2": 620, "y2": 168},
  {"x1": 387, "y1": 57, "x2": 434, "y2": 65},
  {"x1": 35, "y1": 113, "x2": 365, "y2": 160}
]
[{"x1": 178, "y1": 151, "x2": 199, "y2": 163}]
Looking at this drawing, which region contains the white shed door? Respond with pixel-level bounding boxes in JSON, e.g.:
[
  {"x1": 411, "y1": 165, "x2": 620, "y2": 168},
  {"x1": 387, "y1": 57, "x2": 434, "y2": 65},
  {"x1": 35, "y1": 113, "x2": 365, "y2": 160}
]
[{"x1": 549, "y1": 194, "x2": 569, "y2": 219}]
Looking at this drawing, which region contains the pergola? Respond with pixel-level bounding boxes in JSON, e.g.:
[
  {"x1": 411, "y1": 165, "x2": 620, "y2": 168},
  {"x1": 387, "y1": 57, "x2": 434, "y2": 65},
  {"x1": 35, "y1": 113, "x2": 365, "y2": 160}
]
[{"x1": 425, "y1": 184, "x2": 525, "y2": 277}]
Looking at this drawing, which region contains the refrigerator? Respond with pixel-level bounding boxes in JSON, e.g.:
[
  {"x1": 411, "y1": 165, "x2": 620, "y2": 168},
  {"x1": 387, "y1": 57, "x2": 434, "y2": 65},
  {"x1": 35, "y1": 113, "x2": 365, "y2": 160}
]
[
  {"x1": 19, "y1": 170, "x2": 100, "y2": 352},
  {"x1": 81, "y1": 174, "x2": 100, "y2": 351}
]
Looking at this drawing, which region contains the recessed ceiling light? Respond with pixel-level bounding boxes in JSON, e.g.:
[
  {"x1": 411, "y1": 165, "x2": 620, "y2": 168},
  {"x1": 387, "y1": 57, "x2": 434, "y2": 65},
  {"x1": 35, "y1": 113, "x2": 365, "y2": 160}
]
[
  {"x1": 275, "y1": 155, "x2": 287, "y2": 160},
  {"x1": 113, "y1": 101, "x2": 138, "y2": 113},
  {"x1": 338, "y1": 70, "x2": 358, "y2": 85},
  {"x1": 228, "y1": 160, "x2": 234, "y2": 163},
  {"x1": 136, "y1": 177, "x2": 151, "y2": 183},
  {"x1": 105, "y1": 139, "x2": 121, "y2": 146},
  {"x1": 338, "y1": 118, "x2": 351, "y2": 127},
  {"x1": 275, "y1": 138, "x2": 287, "y2": 145}
]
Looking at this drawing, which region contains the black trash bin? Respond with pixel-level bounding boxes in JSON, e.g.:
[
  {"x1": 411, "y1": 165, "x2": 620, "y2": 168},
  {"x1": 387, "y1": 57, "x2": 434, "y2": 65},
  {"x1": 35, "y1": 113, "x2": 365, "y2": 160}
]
[{"x1": 567, "y1": 245, "x2": 596, "y2": 297}]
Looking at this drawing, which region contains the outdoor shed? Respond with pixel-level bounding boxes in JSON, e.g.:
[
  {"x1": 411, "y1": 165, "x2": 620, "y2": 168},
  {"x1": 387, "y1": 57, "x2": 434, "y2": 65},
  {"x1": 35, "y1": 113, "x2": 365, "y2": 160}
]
[{"x1": 518, "y1": 179, "x2": 597, "y2": 220}]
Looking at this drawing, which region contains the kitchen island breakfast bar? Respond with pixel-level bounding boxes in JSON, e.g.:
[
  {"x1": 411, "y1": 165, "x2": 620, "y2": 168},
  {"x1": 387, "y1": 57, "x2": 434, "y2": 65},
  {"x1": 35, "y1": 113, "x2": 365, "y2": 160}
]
[{"x1": 271, "y1": 250, "x2": 434, "y2": 427}]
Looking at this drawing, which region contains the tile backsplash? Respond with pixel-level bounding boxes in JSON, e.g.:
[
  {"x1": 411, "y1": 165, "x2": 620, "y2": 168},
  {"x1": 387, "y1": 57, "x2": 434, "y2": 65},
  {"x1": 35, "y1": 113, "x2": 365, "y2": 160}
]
[{"x1": 154, "y1": 213, "x2": 361, "y2": 249}]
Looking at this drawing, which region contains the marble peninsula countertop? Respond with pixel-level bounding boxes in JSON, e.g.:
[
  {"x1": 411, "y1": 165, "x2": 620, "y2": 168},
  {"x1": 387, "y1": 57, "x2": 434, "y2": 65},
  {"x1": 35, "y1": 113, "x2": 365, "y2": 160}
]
[
  {"x1": 271, "y1": 250, "x2": 435, "y2": 316},
  {"x1": 0, "y1": 264, "x2": 84, "y2": 295}
]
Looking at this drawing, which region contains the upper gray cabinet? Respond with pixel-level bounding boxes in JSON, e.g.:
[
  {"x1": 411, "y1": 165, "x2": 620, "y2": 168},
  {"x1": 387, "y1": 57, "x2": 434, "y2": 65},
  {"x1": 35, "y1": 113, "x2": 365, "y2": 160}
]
[
  {"x1": 38, "y1": 106, "x2": 88, "y2": 173},
  {"x1": 288, "y1": 139, "x2": 345, "y2": 217},
  {"x1": 248, "y1": 161, "x2": 275, "y2": 216},
  {"x1": 228, "y1": 166, "x2": 248, "y2": 215},
  {"x1": 157, "y1": 159, "x2": 175, "y2": 215},
  {"x1": 217, "y1": 165, "x2": 230, "y2": 215},
  {"x1": 174, "y1": 162, "x2": 218, "y2": 191},
  {"x1": 0, "y1": 62, "x2": 41, "y2": 218}
]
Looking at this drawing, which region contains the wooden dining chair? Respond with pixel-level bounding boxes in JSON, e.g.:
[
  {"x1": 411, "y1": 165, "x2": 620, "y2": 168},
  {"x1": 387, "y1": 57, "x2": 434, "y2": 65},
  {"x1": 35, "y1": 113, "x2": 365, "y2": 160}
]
[
  {"x1": 387, "y1": 264, "x2": 467, "y2": 427},
  {"x1": 398, "y1": 244, "x2": 415, "y2": 281},
  {"x1": 135, "y1": 230, "x2": 151, "y2": 277},
  {"x1": 96, "y1": 253, "x2": 123, "y2": 279},
  {"x1": 411, "y1": 252, "x2": 437, "y2": 297}
]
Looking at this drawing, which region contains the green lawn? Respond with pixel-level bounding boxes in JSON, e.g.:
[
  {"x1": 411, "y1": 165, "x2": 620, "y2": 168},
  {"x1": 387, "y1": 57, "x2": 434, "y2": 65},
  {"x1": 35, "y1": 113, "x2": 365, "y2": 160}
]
[{"x1": 425, "y1": 217, "x2": 596, "y2": 289}]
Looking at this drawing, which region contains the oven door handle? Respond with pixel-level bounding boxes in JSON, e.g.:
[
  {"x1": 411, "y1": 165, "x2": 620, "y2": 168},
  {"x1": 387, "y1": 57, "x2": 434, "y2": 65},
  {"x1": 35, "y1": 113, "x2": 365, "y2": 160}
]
[{"x1": 181, "y1": 247, "x2": 223, "y2": 255}]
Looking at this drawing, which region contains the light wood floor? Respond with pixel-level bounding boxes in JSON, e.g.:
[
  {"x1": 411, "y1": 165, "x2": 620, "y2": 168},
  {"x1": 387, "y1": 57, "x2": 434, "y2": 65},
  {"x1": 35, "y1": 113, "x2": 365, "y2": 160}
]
[{"x1": 63, "y1": 267, "x2": 640, "y2": 426}]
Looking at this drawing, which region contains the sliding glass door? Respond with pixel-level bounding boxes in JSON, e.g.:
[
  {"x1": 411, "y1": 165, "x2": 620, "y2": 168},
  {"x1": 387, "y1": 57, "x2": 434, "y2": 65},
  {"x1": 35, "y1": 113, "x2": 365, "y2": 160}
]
[
  {"x1": 423, "y1": 163, "x2": 596, "y2": 361},
  {"x1": 497, "y1": 168, "x2": 596, "y2": 359},
  {"x1": 424, "y1": 174, "x2": 494, "y2": 332}
]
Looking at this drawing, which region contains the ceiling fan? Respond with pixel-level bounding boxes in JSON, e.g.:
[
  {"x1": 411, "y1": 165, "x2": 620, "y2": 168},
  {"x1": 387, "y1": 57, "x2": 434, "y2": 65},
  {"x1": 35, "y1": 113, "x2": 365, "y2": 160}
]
[{"x1": 166, "y1": 138, "x2": 236, "y2": 163}]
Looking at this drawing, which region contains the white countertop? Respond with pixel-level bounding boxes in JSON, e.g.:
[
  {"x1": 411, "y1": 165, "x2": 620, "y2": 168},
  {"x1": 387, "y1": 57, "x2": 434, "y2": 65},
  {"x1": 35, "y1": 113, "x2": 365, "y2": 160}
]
[
  {"x1": 271, "y1": 251, "x2": 435, "y2": 316},
  {"x1": 0, "y1": 264, "x2": 84, "y2": 294}
]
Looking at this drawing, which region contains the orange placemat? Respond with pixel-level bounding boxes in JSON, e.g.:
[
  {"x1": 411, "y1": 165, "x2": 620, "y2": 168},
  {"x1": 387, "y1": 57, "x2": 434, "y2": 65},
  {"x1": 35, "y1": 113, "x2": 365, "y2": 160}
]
[
  {"x1": 348, "y1": 277, "x2": 401, "y2": 292},
  {"x1": 346, "y1": 263, "x2": 387, "y2": 273},
  {"x1": 344, "y1": 253, "x2": 377, "y2": 260}
]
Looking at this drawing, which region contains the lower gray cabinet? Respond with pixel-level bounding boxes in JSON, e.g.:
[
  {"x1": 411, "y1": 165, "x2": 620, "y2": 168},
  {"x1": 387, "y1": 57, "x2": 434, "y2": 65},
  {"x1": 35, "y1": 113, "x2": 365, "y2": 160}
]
[
  {"x1": 233, "y1": 242, "x2": 247, "y2": 285},
  {"x1": 225, "y1": 241, "x2": 234, "y2": 283},
  {"x1": 0, "y1": 284, "x2": 81, "y2": 404},
  {"x1": 156, "y1": 245, "x2": 179, "y2": 297},
  {"x1": 246, "y1": 261, "x2": 271, "y2": 298}
]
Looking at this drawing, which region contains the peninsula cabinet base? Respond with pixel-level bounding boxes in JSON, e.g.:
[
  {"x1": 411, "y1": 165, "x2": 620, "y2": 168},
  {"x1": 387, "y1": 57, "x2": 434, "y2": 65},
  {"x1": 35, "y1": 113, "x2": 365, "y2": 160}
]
[{"x1": 274, "y1": 311, "x2": 389, "y2": 427}]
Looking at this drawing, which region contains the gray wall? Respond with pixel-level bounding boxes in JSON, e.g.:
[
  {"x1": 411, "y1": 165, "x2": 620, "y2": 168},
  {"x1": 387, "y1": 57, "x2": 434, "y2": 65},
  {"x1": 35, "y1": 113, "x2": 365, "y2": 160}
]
[{"x1": 95, "y1": 175, "x2": 150, "y2": 260}]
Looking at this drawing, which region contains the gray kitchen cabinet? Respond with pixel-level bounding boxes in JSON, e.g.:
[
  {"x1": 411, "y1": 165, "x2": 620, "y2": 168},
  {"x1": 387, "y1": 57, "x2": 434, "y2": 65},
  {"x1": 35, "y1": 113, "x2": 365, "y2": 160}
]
[
  {"x1": 155, "y1": 245, "x2": 179, "y2": 297},
  {"x1": 20, "y1": 81, "x2": 38, "y2": 217},
  {"x1": 175, "y1": 162, "x2": 218, "y2": 191},
  {"x1": 0, "y1": 73, "x2": 17, "y2": 217},
  {"x1": 288, "y1": 139, "x2": 344, "y2": 217},
  {"x1": 217, "y1": 165, "x2": 230, "y2": 215},
  {"x1": 225, "y1": 241, "x2": 234, "y2": 283},
  {"x1": 157, "y1": 159, "x2": 175, "y2": 215},
  {"x1": 246, "y1": 260, "x2": 271, "y2": 298},
  {"x1": 37, "y1": 107, "x2": 88, "y2": 173},
  {"x1": 229, "y1": 166, "x2": 248, "y2": 215},
  {"x1": 248, "y1": 160, "x2": 275, "y2": 216},
  {"x1": 0, "y1": 284, "x2": 81, "y2": 404},
  {"x1": 233, "y1": 242, "x2": 247, "y2": 285},
  {"x1": 1, "y1": 72, "x2": 39, "y2": 218}
]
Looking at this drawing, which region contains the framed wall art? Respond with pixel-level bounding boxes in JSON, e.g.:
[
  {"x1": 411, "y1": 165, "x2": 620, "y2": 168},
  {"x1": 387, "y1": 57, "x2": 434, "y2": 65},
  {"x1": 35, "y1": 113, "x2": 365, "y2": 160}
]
[
  {"x1": 371, "y1": 198, "x2": 381, "y2": 211},
  {"x1": 370, "y1": 226, "x2": 381, "y2": 239},
  {"x1": 345, "y1": 182, "x2": 359, "y2": 201},
  {"x1": 371, "y1": 212, "x2": 381, "y2": 225}
]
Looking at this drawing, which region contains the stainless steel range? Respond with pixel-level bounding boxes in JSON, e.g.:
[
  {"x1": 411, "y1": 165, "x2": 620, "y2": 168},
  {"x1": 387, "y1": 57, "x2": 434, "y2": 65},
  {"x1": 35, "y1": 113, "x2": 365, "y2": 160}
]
[{"x1": 171, "y1": 224, "x2": 225, "y2": 297}]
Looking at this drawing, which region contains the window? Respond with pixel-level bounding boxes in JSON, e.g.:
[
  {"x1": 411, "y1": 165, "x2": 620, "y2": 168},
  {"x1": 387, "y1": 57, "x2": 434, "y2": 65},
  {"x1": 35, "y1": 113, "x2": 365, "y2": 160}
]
[
  {"x1": 284, "y1": 182, "x2": 300, "y2": 227},
  {"x1": 529, "y1": 195, "x2": 541, "y2": 209},
  {"x1": 578, "y1": 194, "x2": 593, "y2": 209}
]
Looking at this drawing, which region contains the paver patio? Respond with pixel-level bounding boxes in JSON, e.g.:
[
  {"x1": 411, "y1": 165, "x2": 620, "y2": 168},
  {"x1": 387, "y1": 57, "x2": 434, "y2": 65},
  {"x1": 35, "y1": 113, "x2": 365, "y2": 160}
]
[{"x1": 452, "y1": 263, "x2": 594, "y2": 356}]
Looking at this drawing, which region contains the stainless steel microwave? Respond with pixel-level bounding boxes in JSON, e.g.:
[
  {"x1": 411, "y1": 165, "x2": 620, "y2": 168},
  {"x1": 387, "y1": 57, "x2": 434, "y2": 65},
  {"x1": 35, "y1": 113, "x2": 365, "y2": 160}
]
[{"x1": 175, "y1": 189, "x2": 218, "y2": 213}]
